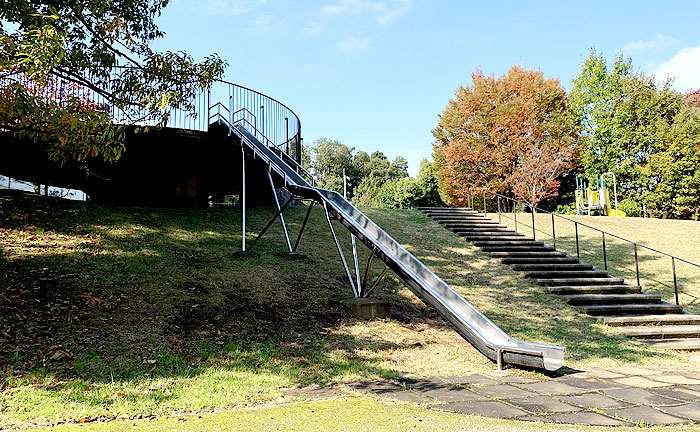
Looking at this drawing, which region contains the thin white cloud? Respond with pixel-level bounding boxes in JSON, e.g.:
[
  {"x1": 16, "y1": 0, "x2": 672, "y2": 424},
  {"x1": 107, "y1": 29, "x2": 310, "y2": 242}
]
[
  {"x1": 322, "y1": 0, "x2": 412, "y2": 25},
  {"x1": 653, "y1": 43, "x2": 700, "y2": 91},
  {"x1": 205, "y1": 0, "x2": 266, "y2": 14},
  {"x1": 338, "y1": 36, "x2": 372, "y2": 52},
  {"x1": 620, "y1": 34, "x2": 680, "y2": 54}
]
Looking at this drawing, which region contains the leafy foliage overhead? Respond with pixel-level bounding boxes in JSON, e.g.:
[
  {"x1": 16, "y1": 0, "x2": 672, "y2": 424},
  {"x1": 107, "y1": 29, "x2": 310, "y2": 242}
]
[{"x1": 0, "y1": 0, "x2": 226, "y2": 163}]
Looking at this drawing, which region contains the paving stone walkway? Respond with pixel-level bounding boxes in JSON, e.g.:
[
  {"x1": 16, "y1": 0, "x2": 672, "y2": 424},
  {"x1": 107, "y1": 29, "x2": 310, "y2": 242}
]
[{"x1": 281, "y1": 367, "x2": 700, "y2": 426}]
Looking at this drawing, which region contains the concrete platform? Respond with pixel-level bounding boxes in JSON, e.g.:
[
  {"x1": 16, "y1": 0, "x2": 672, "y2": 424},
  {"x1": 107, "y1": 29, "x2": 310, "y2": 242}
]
[{"x1": 340, "y1": 297, "x2": 391, "y2": 319}]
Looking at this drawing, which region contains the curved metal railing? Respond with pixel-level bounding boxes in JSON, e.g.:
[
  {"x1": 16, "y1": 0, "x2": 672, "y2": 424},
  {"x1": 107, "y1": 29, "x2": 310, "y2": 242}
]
[{"x1": 0, "y1": 69, "x2": 303, "y2": 163}]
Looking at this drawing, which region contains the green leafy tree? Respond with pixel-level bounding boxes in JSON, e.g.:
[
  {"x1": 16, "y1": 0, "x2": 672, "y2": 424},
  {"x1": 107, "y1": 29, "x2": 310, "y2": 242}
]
[
  {"x1": 360, "y1": 158, "x2": 443, "y2": 209},
  {"x1": 432, "y1": 65, "x2": 577, "y2": 207},
  {"x1": 569, "y1": 51, "x2": 700, "y2": 219},
  {"x1": 352, "y1": 151, "x2": 408, "y2": 206},
  {"x1": 0, "y1": 0, "x2": 226, "y2": 163},
  {"x1": 308, "y1": 137, "x2": 354, "y2": 193}
]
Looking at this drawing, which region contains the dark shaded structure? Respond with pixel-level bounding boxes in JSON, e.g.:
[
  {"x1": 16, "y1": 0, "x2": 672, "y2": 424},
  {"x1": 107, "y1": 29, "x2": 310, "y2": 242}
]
[{"x1": 0, "y1": 123, "x2": 272, "y2": 206}]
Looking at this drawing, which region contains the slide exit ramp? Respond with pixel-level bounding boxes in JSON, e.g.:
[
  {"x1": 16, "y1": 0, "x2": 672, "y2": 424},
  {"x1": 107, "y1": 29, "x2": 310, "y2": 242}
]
[{"x1": 232, "y1": 124, "x2": 565, "y2": 371}]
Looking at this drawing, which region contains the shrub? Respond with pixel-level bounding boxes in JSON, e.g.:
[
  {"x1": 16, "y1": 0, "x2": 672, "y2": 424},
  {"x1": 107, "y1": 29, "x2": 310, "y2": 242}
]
[
  {"x1": 554, "y1": 203, "x2": 576, "y2": 215},
  {"x1": 618, "y1": 198, "x2": 641, "y2": 217}
]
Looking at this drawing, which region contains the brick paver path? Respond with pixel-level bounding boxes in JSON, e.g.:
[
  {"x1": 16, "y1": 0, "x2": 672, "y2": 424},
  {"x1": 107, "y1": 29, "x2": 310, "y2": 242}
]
[{"x1": 282, "y1": 367, "x2": 700, "y2": 426}]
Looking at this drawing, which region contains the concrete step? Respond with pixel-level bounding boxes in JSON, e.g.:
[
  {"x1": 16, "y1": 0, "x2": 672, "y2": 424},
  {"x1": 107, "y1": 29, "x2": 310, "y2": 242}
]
[
  {"x1": 427, "y1": 212, "x2": 489, "y2": 217},
  {"x1": 501, "y1": 256, "x2": 580, "y2": 264},
  {"x1": 549, "y1": 285, "x2": 642, "y2": 295},
  {"x1": 419, "y1": 208, "x2": 476, "y2": 213},
  {"x1": 482, "y1": 245, "x2": 555, "y2": 252},
  {"x1": 642, "y1": 338, "x2": 700, "y2": 350},
  {"x1": 490, "y1": 251, "x2": 567, "y2": 258},
  {"x1": 564, "y1": 293, "x2": 662, "y2": 306},
  {"x1": 449, "y1": 226, "x2": 512, "y2": 231},
  {"x1": 437, "y1": 219, "x2": 502, "y2": 225},
  {"x1": 525, "y1": 270, "x2": 610, "y2": 279},
  {"x1": 458, "y1": 232, "x2": 524, "y2": 238},
  {"x1": 511, "y1": 263, "x2": 593, "y2": 271},
  {"x1": 464, "y1": 235, "x2": 533, "y2": 242},
  {"x1": 538, "y1": 277, "x2": 625, "y2": 286},
  {"x1": 577, "y1": 303, "x2": 683, "y2": 316},
  {"x1": 600, "y1": 314, "x2": 700, "y2": 326},
  {"x1": 430, "y1": 214, "x2": 490, "y2": 219},
  {"x1": 619, "y1": 325, "x2": 700, "y2": 339},
  {"x1": 473, "y1": 240, "x2": 544, "y2": 246}
]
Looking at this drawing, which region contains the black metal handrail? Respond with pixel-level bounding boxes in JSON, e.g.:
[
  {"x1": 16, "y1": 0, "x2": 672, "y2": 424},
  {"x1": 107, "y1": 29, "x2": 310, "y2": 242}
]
[{"x1": 468, "y1": 188, "x2": 700, "y2": 308}]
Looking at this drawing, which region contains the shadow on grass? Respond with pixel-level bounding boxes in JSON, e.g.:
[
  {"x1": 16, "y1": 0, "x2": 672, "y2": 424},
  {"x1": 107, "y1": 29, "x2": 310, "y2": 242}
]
[
  {"x1": 380, "y1": 208, "x2": 680, "y2": 366},
  {"x1": 0, "y1": 191, "x2": 684, "y2": 425}
]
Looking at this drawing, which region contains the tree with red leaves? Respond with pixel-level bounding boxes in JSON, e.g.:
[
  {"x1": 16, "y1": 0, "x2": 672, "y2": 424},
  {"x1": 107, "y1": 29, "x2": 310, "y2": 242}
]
[
  {"x1": 508, "y1": 144, "x2": 574, "y2": 207},
  {"x1": 432, "y1": 66, "x2": 577, "y2": 207},
  {"x1": 684, "y1": 89, "x2": 700, "y2": 109}
]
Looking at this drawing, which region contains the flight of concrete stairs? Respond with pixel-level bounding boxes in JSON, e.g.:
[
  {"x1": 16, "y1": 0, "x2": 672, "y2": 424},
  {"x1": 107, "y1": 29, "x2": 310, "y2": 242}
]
[{"x1": 419, "y1": 207, "x2": 700, "y2": 351}]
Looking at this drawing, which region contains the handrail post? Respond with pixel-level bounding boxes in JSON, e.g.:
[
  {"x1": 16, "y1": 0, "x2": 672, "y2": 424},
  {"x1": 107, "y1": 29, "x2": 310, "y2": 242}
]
[
  {"x1": 551, "y1": 213, "x2": 556, "y2": 249},
  {"x1": 497, "y1": 196, "x2": 501, "y2": 224},
  {"x1": 634, "y1": 244, "x2": 640, "y2": 287},
  {"x1": 531, "y1": 206, "x2": 535, "y2": 240},
  {"x1": 602, "y1": 232, "x2": 608, "y2": 271},
  {"x1": 575, "y1": 222, "x2": 580, "y2": 258},
  {"x1": 672, "y1": 257, "x2": 679, "y2": 305}
]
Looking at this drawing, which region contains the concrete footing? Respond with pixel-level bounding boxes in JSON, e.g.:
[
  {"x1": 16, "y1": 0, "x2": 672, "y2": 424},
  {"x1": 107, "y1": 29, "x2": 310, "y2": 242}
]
[{"x1": 341, "y1": 297, "x2": 391, "y2": 319}]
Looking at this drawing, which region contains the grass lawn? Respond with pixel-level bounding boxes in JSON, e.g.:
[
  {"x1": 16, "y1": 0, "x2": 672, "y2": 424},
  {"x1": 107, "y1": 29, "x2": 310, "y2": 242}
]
[
  {"x1": 1, "y1": 191, "x2": 698, "y2": 429},
  {"x1": 488, "y1": 211, "x2": 700, "y2": 314},
  {"x1": 27, "y1": 397, "x2": 700, "y2": 432}
]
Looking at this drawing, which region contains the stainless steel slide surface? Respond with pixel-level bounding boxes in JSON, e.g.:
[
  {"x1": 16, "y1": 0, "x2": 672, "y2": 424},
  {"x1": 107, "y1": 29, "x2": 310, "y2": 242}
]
[{"x1": 233, "y1": 125, "x2": 565, "y2": 371}]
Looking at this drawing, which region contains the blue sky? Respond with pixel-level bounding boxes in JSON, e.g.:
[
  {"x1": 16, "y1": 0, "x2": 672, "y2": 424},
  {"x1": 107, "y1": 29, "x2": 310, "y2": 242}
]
[{"x1": 153, "y1": 0, "x2": 700, "y2": 175}]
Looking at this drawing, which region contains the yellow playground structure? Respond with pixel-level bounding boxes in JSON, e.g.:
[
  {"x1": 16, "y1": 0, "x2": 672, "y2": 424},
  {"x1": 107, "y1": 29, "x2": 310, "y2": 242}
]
[{"x1": 575, "y1": 173, "x2": 626, "y2": 217}]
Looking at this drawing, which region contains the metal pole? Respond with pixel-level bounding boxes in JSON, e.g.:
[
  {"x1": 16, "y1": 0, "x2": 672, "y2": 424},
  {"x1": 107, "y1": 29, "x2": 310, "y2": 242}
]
[
  {"x1": 634, "y1": 244, "x2": 640, "y2": 287},
  {"x1": 268, "y1": 171, "x2": 293, "y2": 253},
  {"x1": 344, "y1": 169, "x2": 362, "y2": 296},
  {"x1": 323, "y1": 202, "x2": 358, "y2": 297},
  {"x1": 514, "y1": 202, "x2": 517, "y2": 233},
  {"x1": 551, "y1": 213, "x2": 556, "y2": 249},
  {"x1": 285, "y1": 117, "x2": 289, "y2": 154},
  {"x1": 602, "y1": 232, "x2": 608, "y2": 271},
  {"x1": 497, "y1": 196, "x2": 501, "y2": 224},
  {"x1": 260, "y1": 105, "x2": 265, "y2": 142},
  {"x1": 293, "y1": 201, "x2": 314, "y2": 252},
  {"x1": 362, "y1": 247, "x2": 377, "y2": 291},
  {"x1": 672, "y1": 257, "x2": 679, "y2": 305},
  {"x1": 241, "y1": 146, "x2": 246, "y2": 251},
  {"x1": 575, "y1": 222, "x2": 580, "y2": 258},
  {"x1": 245, "y1": 197, "x2": 293, "y2": 252}
]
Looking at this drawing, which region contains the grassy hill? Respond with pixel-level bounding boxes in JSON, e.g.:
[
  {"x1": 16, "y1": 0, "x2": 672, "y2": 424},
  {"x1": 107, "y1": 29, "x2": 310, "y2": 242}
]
[{"x1": 1, "y1": 191, "x2": 697, "y2": 428}]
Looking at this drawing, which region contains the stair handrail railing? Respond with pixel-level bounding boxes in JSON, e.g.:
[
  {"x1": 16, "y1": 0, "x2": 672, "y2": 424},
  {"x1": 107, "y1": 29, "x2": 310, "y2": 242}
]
[{"x1": 475, "y1": 188, "x2": 700, "y2": 309}]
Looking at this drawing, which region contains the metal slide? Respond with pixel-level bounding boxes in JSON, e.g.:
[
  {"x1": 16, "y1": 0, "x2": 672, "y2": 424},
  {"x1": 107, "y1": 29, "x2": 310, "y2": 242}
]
[{"x1": 233, "y1": 124, "x2": 565, "y2": 371}]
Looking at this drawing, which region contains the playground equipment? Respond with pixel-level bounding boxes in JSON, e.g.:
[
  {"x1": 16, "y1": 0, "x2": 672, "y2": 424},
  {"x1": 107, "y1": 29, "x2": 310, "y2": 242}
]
[
  {"x1": 575, "y1": 173, "x2": 625, "y2": 217},
  {"x1": 230, "y1": 124, "x2": 565, "y2": 371},
  {"x1": 5, "y1": 70, "x2": 565, "y2": 371}
]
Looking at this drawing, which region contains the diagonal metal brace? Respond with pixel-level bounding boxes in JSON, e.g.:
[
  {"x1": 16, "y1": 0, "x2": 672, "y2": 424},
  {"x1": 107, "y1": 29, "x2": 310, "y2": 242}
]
[
  {"x1": 268, "y1": 171, "x2": 293, "y2": 253},
  {"x1": 293, "y1": 201, "x2": 314, "y2": 252},
  {"x1": 246, "y1": 196, "x2": 294, "y2": 252},
  {"x1": 362, "y1": 265, "x2": 390, "y2": 298},
  {"x1": 323, "y1": 201, "x2": 358, "y2": 297}
]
